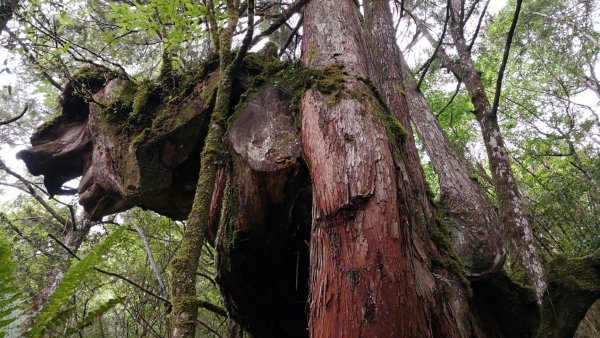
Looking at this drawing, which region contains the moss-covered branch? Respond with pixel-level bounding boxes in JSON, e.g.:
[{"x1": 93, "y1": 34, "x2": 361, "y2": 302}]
[{"x1": 169, "y1": 2, "x2": 256, "y2": 337}]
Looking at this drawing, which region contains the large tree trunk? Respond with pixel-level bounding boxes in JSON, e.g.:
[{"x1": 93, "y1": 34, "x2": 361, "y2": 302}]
[
  {"x1": 362, "y1": 0, "x2": 506, "y2": 278},
  {"x1": 300, "y1": 0, "x2": 471, "y2": 336},
  {"x1": 301, "y1": 0, "x2": 425, "y2": 335}
]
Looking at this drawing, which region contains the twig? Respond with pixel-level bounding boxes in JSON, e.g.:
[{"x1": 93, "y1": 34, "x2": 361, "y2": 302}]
[
  {"x1": 416, "y1": 0, "x2": 450, "y2": 90},
  {"x1": 196, "y1": 318, "x2": 224, "y2": 338},
  {"x1": 0, "y1": 105, "x2": 28, "y2": 126},
  {"x1": 436, "y1": 81, "x2": 461, "y2": 117},
  {"x1": 468, "y1": 0, "x2": 490, "y2": 51},
  {"x1": 249, "y1": 0, "x2": 308, "y2": 47},
  {"x1": 0, "y1": 158, "x2": 71, "y2": 228},
  {"x1": 279, "y1": 14, "x2": 303, "y2": 57}
]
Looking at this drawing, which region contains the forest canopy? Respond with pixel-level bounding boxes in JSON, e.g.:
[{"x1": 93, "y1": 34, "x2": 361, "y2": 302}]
[{"x1": 0, "y1": 0, "x2": 599, "y2": 337}]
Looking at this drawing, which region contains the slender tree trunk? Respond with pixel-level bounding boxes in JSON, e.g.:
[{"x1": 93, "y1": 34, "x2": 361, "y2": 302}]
[
  {"x1": 170, "y1": 2, "x2": 254, "y2": 336},
  {"x1": 132, "y1": 222, "x2": 167, "y2": 297},
  {"x1": 362, "y1": 0, "x2": 506, "y2": 278},
  {"x1": 408, "y1": 0, "x2": 545, "y2": 299},
  {"x1": 443, "y1": 0, "x2": 545, "y2": 299}
]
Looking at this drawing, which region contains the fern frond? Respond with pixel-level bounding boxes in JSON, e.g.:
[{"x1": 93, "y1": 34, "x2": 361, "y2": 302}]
[
  {"x1": 27, "y1": 226, "x2": 127, "y2": 338},
  {"x1": 65, "y1": 297, "x2": 124, "y2": 335},
  {"x1": 0, "y1": 237, "x2": 25, "y2": 337}
]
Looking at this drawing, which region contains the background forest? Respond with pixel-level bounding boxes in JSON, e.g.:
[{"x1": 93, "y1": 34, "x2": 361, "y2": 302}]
[{"x1": 0, "y1": 0, "x2": 599, "y2": 337}]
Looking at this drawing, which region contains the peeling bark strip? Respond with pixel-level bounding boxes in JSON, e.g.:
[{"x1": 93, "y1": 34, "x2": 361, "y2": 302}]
[
  {"x1": 301, "y1": 0, "x2": 430, "y2": 336},
  {"x1": 363, "y1": 0, "x2": 506, "y2": 278}
]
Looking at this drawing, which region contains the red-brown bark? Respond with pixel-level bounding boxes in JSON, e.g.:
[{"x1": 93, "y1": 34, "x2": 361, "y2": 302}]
[
  {"x1": 301, "y1": 1, "x2": 435, "y2": 336},
  {"x1": 363, "y1": 0, "x2": 506, "y2": 278}
]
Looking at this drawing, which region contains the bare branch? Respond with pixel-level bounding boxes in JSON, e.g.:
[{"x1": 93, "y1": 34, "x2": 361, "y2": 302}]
[
  {"x1": 0, "y1": 158, "x2": 71, "y2": 228},
  {"x1": 436, "y1": 81, "x2": 462, "y2": 117},
  {"x1": 490, "y1": 0, "x2": 523, "y2": 118},
  {"x1": 249, "y1": 0, "x2": 308, "y2": 47},
  {"x1": 468, "y1": 0, "x2": 490, "y2": 51},
  {"x1": 0, "y1": 104, "x2": 28, "y2": 126},
  {"x1": 132, "y1": 221, "x2": 168, "y2": 298},
  {"x1": 416, "y1": 0, "x2": 450, "y2": 90},
  {"x1": 279, "y1": 14, "x2": 303, "y2": 57}
]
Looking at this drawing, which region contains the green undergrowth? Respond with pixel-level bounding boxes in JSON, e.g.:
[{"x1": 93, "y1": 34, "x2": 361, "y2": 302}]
[{"x1": 28, "y1": 226, "x2": 128, "y2": 338}]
